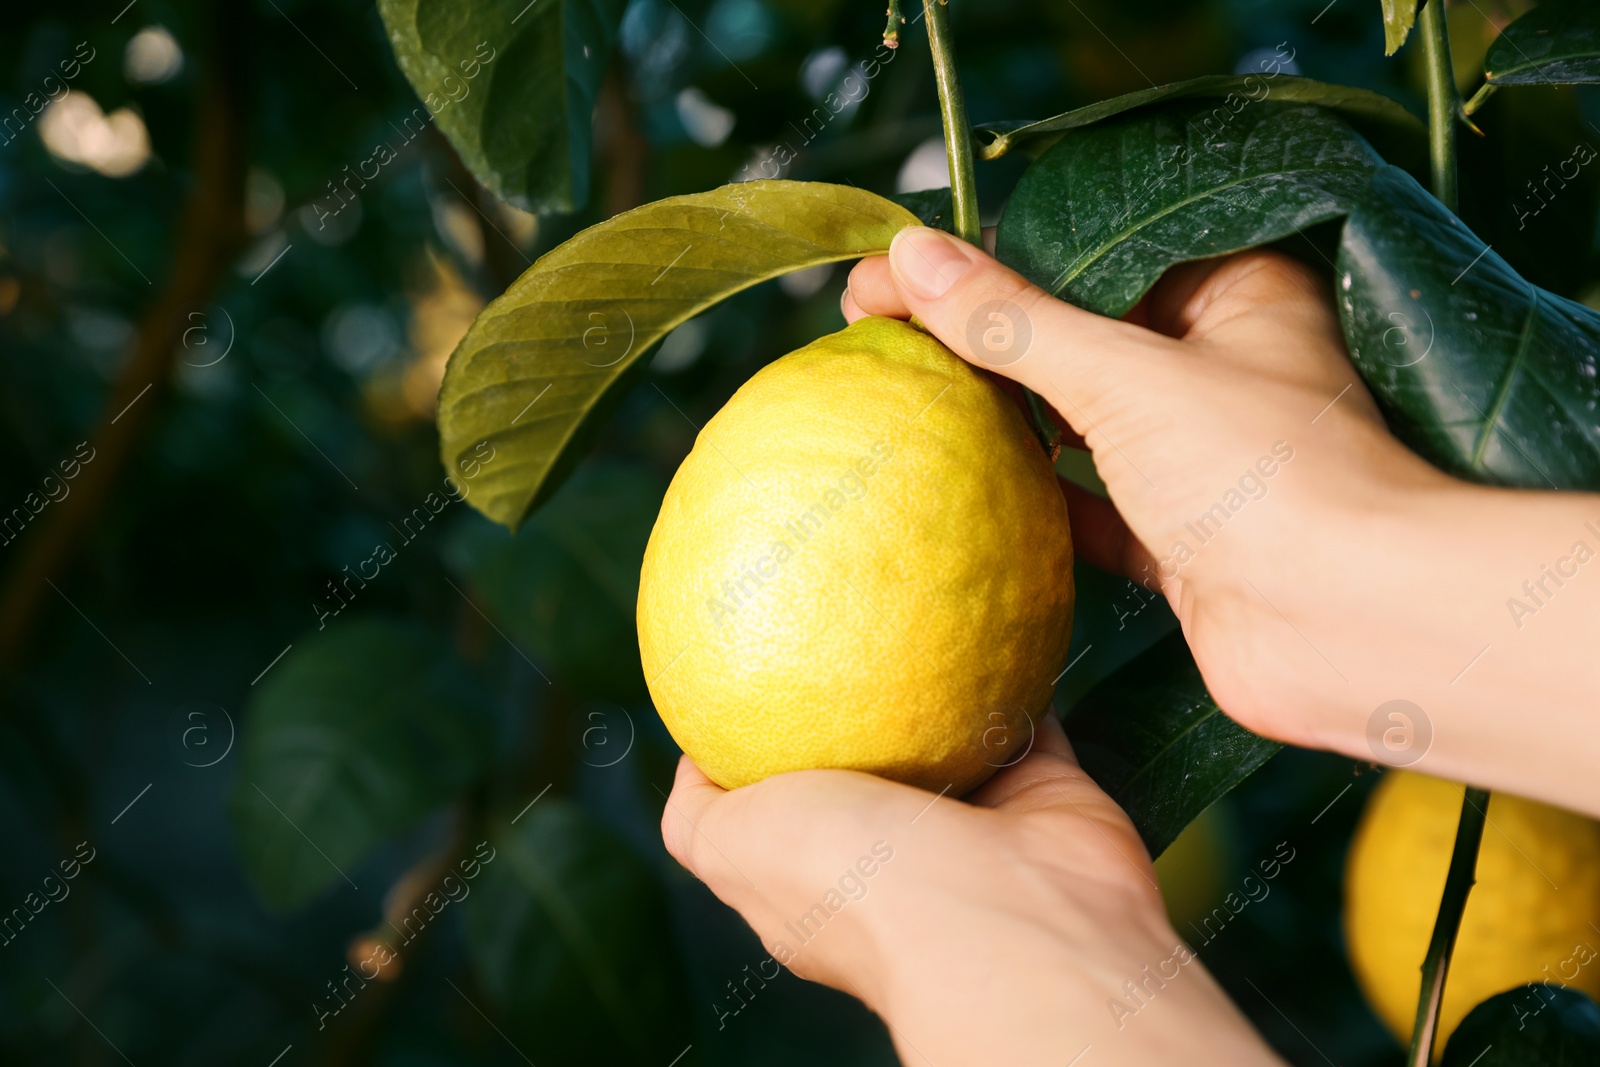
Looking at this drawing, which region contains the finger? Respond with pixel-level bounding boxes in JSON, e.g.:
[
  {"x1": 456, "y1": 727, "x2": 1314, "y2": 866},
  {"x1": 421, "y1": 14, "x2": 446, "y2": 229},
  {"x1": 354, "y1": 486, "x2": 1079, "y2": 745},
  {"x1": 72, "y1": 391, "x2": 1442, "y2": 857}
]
[
  {"x1": 971, "y1": 716, "x2": 1153, "y2": 889},
  {"x1": 885, "y1": 227, "x2": 1157, "y2": 418},
  {"x1": 840, "y1": 276, "x2": 1096, "y2": 453},
  {"x1": 1026, "y1": 705, "x2": 1076, "y2": 760},
  {"x1": 1144, "y1": 251, "x2": 1349, "y2": 374},
  {"x1": 845, "y1": 256, "x2": 908, "y2": 320},
  {"x1": 991, "y1": 377, "x2": 1086, "y2": 451},
  {"x1": 844, "y1": 228, "x2": 999, "y2": 317},
  {"x1": 968, "y1": 714, "x2": 1090, "y2": 812},
  {"x1": 1160, "y1": 250, "x2": 1335, "y2": 343},
  {"x1": 850, "y1": 254, "x2": 1096, "y2": 451},
  {"x1": 1144, "y1": 253, "x2": 1372, "y2": 418},
  {"x1": 841, "y1": 286, "x2": 867, "y2": 324},
  {"x1": 660, "y1": 754, "x2": 727, "y2": 875},
  {"x1": 1137, "y1": 256, "x2": 1234, "y2": 339},
  {"x1": 1061, "y1": 479, "x2": 1158, "y2": 584}
]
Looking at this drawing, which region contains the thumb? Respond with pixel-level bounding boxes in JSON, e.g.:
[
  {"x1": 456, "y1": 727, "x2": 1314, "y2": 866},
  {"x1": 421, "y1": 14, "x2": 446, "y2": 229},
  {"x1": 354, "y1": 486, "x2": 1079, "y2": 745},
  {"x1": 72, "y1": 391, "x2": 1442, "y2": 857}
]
[{"x1": 886, "y1": 226, "x2": 1153, "y2": 425}]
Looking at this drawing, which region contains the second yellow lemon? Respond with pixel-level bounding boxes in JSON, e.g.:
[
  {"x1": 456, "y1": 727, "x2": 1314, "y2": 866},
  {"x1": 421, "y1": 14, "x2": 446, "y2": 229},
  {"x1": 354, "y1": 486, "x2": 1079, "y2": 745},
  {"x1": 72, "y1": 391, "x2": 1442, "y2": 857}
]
[
  {"x1": 637, "y1": 316, "x2": 1074, "y2": 794},
  {"x1": 1344, "y1": 770, "x2": 1600, "y2": 1056}
]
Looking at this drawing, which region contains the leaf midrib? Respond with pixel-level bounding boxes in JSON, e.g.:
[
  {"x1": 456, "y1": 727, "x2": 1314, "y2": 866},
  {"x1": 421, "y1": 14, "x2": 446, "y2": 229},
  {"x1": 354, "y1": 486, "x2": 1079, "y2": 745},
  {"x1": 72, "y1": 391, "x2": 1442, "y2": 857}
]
[
  {"x1": 1046, "y1": 154, "x2": 1366, "y2": 297},
  {"x1": 447, "y1": 243, "x2": 883, "y2": 527},
  {"x1": 1099, "y1": 695, "x2": 1265, "y2": 802}
]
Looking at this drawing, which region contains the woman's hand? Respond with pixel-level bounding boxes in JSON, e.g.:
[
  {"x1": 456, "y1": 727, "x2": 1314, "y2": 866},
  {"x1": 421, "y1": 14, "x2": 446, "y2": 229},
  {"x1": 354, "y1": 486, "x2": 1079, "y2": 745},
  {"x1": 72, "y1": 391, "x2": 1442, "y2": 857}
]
[
  {"x1": 844, "y1": 227, "x2": 1600, "y2": 817},
  {"x1": 663, "y1": 715, "x2": 1283, "y2": 1066}
]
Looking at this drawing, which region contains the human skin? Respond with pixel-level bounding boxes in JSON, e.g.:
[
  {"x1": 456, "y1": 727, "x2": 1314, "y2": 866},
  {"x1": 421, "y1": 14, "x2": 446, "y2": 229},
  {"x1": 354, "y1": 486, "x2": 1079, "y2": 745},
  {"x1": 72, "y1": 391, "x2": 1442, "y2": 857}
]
[
  {"x1": 663, "y1": 227, "x2": 1600, "y2": 1064},
  {"x1": 664, "y1": 718, "x2": 1285, "y2": 1065},
  {"x1": 847, "y1": 227, "x2": 1600, "y2": 820}
]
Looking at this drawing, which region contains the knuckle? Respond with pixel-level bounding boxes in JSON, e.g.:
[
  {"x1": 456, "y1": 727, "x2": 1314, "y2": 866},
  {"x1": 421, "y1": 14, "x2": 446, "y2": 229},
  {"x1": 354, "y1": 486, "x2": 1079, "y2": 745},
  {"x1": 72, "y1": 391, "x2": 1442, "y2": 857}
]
[
  {"x1": 1226, "y1": 248, "x2": 1324, "y2": 301},
  {"x1": 661, "y1": 807, "x2": 696, "y2": 872}
]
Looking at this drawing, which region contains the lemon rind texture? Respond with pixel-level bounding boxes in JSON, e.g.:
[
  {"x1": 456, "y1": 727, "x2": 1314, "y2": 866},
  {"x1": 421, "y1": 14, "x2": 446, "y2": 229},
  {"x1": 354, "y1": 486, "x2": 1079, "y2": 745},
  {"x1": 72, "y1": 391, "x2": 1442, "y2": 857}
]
[{"x1": 638, "y1": 317, "x2": 1074, "y2": 795}]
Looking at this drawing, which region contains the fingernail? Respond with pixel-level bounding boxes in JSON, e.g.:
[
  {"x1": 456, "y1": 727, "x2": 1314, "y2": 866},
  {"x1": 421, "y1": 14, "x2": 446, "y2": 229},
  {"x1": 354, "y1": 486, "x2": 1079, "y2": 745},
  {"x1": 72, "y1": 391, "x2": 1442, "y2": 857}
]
[
  {"x1": 840, "y1": 284, "x2": 851, "y2": 319},
  {"x1": 891, "y1": 227, "x2": 975, "y2": 300}
]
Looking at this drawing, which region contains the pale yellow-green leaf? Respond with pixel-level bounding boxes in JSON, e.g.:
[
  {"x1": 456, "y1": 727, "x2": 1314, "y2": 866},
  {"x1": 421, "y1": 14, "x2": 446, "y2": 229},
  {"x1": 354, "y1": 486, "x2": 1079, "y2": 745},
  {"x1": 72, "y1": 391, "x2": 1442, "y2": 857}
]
[
  {"x1": 437, "y1": 181, "x2": 921, "y2": 530},
  {"x1": 1381, "y1": 0, "x2": 1420, "y2": 55}
]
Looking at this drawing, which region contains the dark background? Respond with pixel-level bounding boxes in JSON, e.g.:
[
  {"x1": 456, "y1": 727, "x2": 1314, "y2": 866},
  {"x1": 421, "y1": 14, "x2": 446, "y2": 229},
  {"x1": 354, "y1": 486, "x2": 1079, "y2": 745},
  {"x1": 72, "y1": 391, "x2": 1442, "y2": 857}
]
[{"x1": 0, "y1": 1, "x2": 1593, "y2": 1064}]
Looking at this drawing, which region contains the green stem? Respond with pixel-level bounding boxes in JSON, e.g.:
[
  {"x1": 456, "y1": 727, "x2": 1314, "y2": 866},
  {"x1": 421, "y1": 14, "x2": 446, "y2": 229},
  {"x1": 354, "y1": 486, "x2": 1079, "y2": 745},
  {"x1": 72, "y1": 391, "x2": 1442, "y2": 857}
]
[
  {"x1": 1405, "y1": 13, "x2": 1484, "y2": 1060},
  {"x1": 920, "y1": 0, "x2": 1059, "y2": 458},
  {"x1": 1025, "y1": 390, "x2": 1061, "y2": 460},
  {"x1": 883, "y1": 1, "x2": 905, "y2": 50},
  {"x1": 1462, "y1": 82, "x2": 1496, "y2": 118},
  {"x1": 1406, "y1": 787, "x2": 1490, "y2": 1066},
  {"x1": 921, "y1": 0, "x2": 979, "y2": 246},
  {"x1": 1419, "y1": 0, "x2": 1460, "y2": 212}
]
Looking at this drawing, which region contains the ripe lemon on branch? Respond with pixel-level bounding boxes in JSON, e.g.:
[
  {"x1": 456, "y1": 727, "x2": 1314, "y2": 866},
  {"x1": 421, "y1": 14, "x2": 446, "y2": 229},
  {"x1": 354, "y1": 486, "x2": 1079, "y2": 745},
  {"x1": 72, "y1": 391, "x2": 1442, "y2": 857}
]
[
  {"x1": 1345, "y1": 771, "x2": 1600, "y2": 1056},
  {"x1": 637, "y1": 315, "x2": 1074, "y2": 794}
]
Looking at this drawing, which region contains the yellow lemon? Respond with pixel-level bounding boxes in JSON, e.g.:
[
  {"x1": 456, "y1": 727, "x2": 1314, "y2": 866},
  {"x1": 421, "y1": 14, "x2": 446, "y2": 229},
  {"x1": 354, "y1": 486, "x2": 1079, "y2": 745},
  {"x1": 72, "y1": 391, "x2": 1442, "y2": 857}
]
[
  {"x1": 1155, "y1": 803, "x2": 1234, "y2": 932},
  {"x1": 637, "y1": 316, "x2": 1074, "y2": 794},
  {"x1": 1344, "y1": 770, "x2": 1600, "y2": 1055}
]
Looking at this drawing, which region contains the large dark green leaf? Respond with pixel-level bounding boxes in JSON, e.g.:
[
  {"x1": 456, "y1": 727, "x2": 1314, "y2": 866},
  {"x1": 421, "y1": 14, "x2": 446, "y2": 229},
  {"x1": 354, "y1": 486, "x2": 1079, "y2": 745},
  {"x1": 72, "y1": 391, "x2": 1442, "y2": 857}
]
[
  {"x1": 450, "y1": 462, "x2": 662, "y2": 700},
  {"x1": 228, "y1": 619, "x2": 494, "y2": 911},
  {"x1": 996, "y1": 103, "x2": 1383, "y2": 318},
  {"x1": 1381, "y1": 0, "x2": 1421, "y2": 56},
  {"x1": 463, "y1": 799, "x2": 693, "y2": 1065},
  {"x1": 893, "y1": 188, "x2": 955, "y2": 233},
  {"x1": 1338, "y1": 166, "x2": 1600, "y2": 489},
  {"x1": 1442, "y1": 986, "x2": 1600, "y2": 1066},
  {"x1": 1485, "y1": 1, "x2": 1600, "y2": 86},
  {"x1": 378, "y1": 0, "x2": 625, "y2": 212},
  {"x1": 437, "y1": 181, "x2": 920, "y2": 530},
  {"x1": 976, "y1": 74, "x2": 1422, "y2": 161},
  {"x1": 1065, "y1": 632, "x2": 1281, "y2": 858}
]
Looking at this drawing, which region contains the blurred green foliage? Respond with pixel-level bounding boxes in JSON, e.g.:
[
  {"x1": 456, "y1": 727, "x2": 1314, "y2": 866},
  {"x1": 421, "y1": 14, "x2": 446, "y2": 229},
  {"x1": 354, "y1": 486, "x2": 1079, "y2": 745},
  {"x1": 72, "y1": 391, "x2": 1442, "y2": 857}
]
[{"x1": 0, "y1": 1, "x2": 1596, "y2": 1064}]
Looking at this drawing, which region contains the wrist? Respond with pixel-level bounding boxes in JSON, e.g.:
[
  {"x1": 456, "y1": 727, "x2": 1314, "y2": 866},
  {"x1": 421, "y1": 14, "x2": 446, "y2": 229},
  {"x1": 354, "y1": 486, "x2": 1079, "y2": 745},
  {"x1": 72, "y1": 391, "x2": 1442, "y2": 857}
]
[
  {"x1": 873, "y1": 896, "x2": 1282, "y2": 1066},
  {"x1": 1382, "y1": 477, "x2": 1600, "y2": 810},
  {"x1": 1260, "y1": 457, "x2": 1600, "y2": 814},
  {"x1": 866, "y1": 823, "x2": 1280, "y2": 1066}
]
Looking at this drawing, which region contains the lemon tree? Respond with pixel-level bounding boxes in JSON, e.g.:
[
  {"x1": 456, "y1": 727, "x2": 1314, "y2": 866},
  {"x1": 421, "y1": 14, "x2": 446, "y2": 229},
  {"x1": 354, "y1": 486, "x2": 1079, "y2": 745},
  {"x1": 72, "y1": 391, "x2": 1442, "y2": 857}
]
[
  {"x1": 407, "y1": 2, "x2": 1600, "y2": 1060},
  {"x1": 12, "y1": 0, "x2": 1600, "y2": 1062},
  {"x1": 167, "y1": 1, "x2": 1600, "y2": 1063}
]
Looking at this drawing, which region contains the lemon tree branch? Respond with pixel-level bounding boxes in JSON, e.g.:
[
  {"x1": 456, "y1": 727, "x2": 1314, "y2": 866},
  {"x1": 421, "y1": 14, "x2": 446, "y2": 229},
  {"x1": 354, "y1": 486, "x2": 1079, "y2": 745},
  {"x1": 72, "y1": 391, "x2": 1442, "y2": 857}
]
[
  {"x1": 922, "y1": 0, "x2": 978, "y2": 246},
  {"x1": 1404, "y1": 12, "x2": 1489, "y2": 1063},
  {"x1": 1420, "y1": 0, "x2": 1460, "y2": 211},
  {"x1": 1403, "y1": 8, "x2": 1493, "y2": 1063},
  {"x1": 921, "y1": 0, "x2": 1059, "y2": 457},
  {"x1": 1407, "y1": 787, "x2": 1490, "y2": 1065}
]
